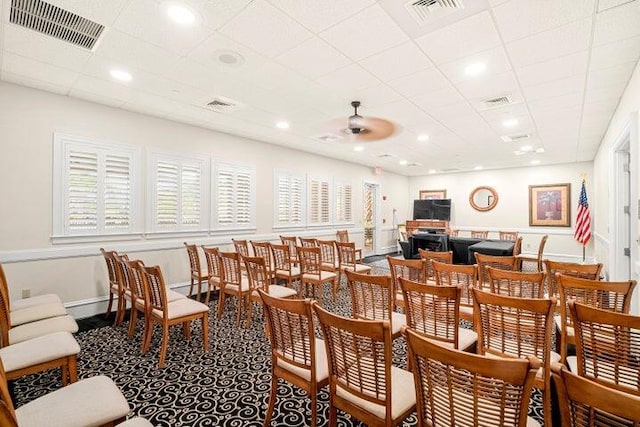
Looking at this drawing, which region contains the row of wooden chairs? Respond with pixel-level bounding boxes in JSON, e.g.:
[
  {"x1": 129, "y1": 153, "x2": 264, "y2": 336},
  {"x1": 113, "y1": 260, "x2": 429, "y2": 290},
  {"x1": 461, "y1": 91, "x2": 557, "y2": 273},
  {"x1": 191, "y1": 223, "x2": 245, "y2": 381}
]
[{"x1": 449, "y1": 229, "x2": 519, "y2": 240}]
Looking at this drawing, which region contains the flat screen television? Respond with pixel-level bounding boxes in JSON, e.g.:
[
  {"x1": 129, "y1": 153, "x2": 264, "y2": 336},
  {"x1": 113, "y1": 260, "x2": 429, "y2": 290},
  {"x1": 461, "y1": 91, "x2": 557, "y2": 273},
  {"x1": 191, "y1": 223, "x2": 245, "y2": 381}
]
[{"x1": 413, "y1": 199, "x2": 451, "y2": 221}]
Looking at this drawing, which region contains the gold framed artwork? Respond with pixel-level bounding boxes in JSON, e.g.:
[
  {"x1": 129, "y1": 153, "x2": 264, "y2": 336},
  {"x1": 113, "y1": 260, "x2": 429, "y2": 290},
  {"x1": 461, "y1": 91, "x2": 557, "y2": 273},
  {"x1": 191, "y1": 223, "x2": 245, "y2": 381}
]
[
  {"x1": 529, "y1": 183, "x2": 571, "y2": 227},
  {"x1": 419, "y1": 189, "x2": 447, "y2": 200}
]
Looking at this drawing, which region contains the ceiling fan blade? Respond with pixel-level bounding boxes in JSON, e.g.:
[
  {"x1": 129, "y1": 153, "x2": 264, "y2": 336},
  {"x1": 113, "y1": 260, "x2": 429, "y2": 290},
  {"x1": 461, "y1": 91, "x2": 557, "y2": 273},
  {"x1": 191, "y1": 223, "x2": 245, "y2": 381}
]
[{"x1": 355, "y1": 117, "x2": 396, "y2": 141}]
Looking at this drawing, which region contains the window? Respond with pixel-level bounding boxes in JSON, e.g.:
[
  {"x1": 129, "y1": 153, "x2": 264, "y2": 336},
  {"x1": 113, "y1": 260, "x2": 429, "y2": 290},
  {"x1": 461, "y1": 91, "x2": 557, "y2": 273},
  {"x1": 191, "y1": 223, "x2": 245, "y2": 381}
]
[
  {"x1": 308, "y1": 176, "x2": 330, "y2": 226},
  {"x1": 149, "y1": 151, "x2": 209, "y2": 233},
  {"x1": 214, "y1": 162, "x2": 256, "y2": 230},
  {"x1": 53, "y1": 133, "x2": 140, "y2": 240},
  {"x1": 334, "y1": 181, "x2": 353, "y2": 223},
  {"x1": 274, "y1": 170, "x2": 305, "y2": 228}
]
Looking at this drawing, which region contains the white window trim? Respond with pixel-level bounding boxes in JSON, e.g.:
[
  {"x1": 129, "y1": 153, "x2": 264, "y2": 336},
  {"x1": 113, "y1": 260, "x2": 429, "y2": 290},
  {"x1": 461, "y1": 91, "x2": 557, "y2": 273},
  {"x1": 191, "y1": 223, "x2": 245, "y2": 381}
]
[
  {"x1": 307, "y1": 174, "x2": 332, "y2": 228},
  {"x1": 212, "y1": 160, "x2": 257, "y2": 231},
  {"x1": 334, "y1": 179, "x2": 355, "y2": 226},
  {"x1": 146, "y1": 148, "x2": 210, "y2": 235},
  {"x1": 273, "y1": 169, "x2": 306, "y2": 229},
  {"x1": 52, "y1": 133, "x2": 142, "y2": 244}
]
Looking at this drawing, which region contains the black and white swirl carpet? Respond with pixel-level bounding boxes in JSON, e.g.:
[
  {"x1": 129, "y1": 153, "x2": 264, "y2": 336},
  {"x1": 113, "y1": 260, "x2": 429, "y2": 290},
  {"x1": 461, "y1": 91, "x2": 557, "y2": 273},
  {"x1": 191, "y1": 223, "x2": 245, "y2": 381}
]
[{"x1": 11, "y1": 264, "x2": 544, "y2": 426}]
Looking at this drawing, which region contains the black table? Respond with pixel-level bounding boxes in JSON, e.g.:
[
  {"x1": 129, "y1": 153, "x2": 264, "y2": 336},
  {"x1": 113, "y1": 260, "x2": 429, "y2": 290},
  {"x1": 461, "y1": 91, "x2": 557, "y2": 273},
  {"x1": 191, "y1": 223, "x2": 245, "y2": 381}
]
[
  {"x1": 467, "y1": 240, "x2": 515, "y2": 264},
  {"x1": 448, "y1": 237, "x2": 483, "y2": 264},
  {"x1": 408, "y1": 233, "x2": 449, "y2": 258}
]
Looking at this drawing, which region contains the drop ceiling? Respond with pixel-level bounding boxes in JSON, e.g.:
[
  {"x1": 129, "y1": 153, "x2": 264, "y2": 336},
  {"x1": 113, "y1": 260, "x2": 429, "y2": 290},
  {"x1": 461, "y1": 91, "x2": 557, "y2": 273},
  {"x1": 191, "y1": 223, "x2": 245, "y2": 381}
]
[{"x1": 0, "y1": 0, "x2": 639, "y2": 176}]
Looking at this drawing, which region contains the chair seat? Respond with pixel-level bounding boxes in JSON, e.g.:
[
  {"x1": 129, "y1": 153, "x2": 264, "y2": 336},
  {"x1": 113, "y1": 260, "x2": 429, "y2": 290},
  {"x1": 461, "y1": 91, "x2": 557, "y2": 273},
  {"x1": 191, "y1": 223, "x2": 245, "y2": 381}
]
[
  {"x1": 153, "y1": 298, "x2": 208, "y2": 320},
  {"x1": 224, "y1": 277, "x2": 251, "y2": 293},
  {"x1": 343, "y1": 264, "x2": 372, "y2": 274},
  {"x1": 424, "y1": 328, "x2": 478, "y2": 352},
  {"x1": 253, "y1": 285, "x2": 298, "y2": 299},
  {"x1": 0, "y1": 331, "x2": 79, "y2": 372},
  {"x1": 166, "y1": 289, "x2": 186, "y2": 302},
  {"x1": 277, "y1": 338, "x2": 329, "y2": 383},
  {"x1": 391, "y1": 312, "x2": 407, "y2": 336},
  {"x1": 8, "y1": 315, "x2": 79, "y2": 345},
  {"x1": 321, "y1": 261, "x2": 339, "y2": 270},
  {"x1": 15, "y1": 375, "x2": 130, "y2": 427},
  {"x1": 554, "y1": 316, "x2": 574, "y2": 337},
  {"x1": 485, "y1": 350, "x2": 560, "y2": 380},
  {"x1": 302, "y1": 271, "x2": 336, "y2": 282},
  {"x1": 10, "y1": 302, "x2": 68, "y2": 327},
  {"x1": 11, "y1": 293, "x2": 62, "y2": 310},
  {"x1": 117, "y1": 417, "x2": 154, "y2": 427},
  {"x1": 276, "y1": 266, "x2": 301, "y2": 277},
  {"x1": 336, "y1": 364, "x2": 416, "y2": 421},
  {"x1": 459, "y1": 305, "x2": 473, "y2": 317}
]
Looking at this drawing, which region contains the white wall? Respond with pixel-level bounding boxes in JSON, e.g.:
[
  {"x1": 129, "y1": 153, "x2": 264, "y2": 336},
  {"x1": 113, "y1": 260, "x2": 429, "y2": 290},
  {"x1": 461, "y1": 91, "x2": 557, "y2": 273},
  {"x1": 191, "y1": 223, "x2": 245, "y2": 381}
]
[
  {"x1": 0, "y1": 82, "x2": 408, "y2": 317},
  {"x1": 408, "y1": 162, "x2": 594, "y2": 261}
]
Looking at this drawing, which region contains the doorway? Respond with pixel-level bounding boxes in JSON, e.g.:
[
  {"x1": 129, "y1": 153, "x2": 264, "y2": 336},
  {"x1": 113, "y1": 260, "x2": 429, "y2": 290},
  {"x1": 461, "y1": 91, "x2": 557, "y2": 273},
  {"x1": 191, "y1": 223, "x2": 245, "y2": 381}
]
[{"x1": 363, "y1": 182, "x2": 380, "y2": 256}]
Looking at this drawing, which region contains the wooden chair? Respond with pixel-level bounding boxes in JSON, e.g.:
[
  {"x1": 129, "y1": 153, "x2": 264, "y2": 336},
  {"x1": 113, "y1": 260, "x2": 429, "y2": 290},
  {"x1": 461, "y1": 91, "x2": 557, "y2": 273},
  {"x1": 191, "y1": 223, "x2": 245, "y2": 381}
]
[
  {"x1": 250, "y1": 241, "x2": 276, "y2": 282},
  {"x1": 405, "y1": 327, "x2": 540, "y2": 427},
  {"x1": 512, "y1": 236, "x2": 523, "y2": 256},
  {"x1": 259, "y1": 291, "x2": 328, "y2": 427},
  {"x1": 557, "y1": 274, "x2": 635, "y2": 364},
  {"x1": 138, "y1": 264, "x2": 209, "y2": 368},
  {"x1": 243, "y1": 256, "x2": 297, "y2": 329},
  {"x1": 449, "y1": 229, "x2": 459, "y2": 237},
  {"x1": 336, "y1": 229, "x2": 363, "y2": 262},
  {"x1": 400, "y1": 277, "x2": 477, "y2": 351},
  {"x1": 486, "y1": 267, "x2": 546, "y2": 298},
  {"x1": 117, "y1": 258, "x2": 146, "y2": 339},
  {"x1": 472, "y1": 287, "x2": 557, "y2": 427},
  {"x1": 0, "y1": 359, "x2": 134, "y2": 427},
  {"x1": 336, "y1": 241, "x2": 371, "y2": 298},
  {"x1": 346, "y1": 271, "x2": 405, "y2": 340},
  {"x1": 545, "y1": 259, "x2": 603, "y2": 300},
  {"x1": 552, "y1": 363, "x2": 640, "y2": 426},
  {"x1": 297, "y1": 246, "x2": 336, "y2": 305},
  {"x1": 317, "y1": 239, "x2": 339, "y2": 275},
  {"x1": 217, "y1": 251, "x2": 251, "y2": 326},
  {"x1": 313, "y1": 303, "x2": 416, "y2": 427},
  {"x1": 431, "y1": 261, "x2": 478, "y2": 323},
  {"x1": 298, "y1": 237, "x2": 318, "y2": 248},
  {"x1": 184, "y1": 242, "x2": 210, "y2": 300},
  {"x1": 100, "y1": 248, "x2": 124, "y2": 321},
  {"x1": 387, "y1": 256, "x2": 428, "y2": 310},
  {"x1": 201, "y1": 246, "x2": 222, "y2": 305},
  {"x1": 474, "y1": 253, "x2": 518, "y2": 286},
  {"x1": 271, "y1": 243, "x2": 301, "y2": 292},
  {"x1": 417, "y1": 249, "x2": 452, "y2": 280},
  {"x1": 470, "y1": 230, "x2": 488, "y2": 238},
  {"x1": 112, "y1": 252, "x2": 135, "y2": 328},
  {"x1": 232, "y1": 238, "x2": 251, "y2": 257},
  {"x1": 569, "y1": 301, "x2": 640, "y2": 395},
  {"x1": 499, "y1": 231, "x2": 518, "y2": 241},
  {"x1": 279, "y1": 235, "x2": 299, "y2": 266},
  {"x1": 518, "y1": 235, "x2": 547, "y2": 272}
]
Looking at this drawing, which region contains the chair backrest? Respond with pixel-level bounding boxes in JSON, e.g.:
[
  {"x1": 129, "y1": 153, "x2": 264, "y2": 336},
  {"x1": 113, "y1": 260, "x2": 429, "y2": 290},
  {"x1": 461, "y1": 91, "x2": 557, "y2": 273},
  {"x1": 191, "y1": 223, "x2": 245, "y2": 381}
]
[
  {"x1": 219, "y1": 251, "x2": 243, "y2": 287},
  {"x1": 201, "y1": 246, "x2": 221, "y2": 279},
  {"x1": 259, "y1": 290, "x2": 319, "y2": 384},
  {"x1": 388, "y1": 256, "x2": 428, "y2": 309},
  {"x1": 499, "y1": 231, "x2": 518, "y2": 241},
  {"x1": 400, "y1": 277, "x2": 461, "y2": 348},
  {"x1": 127, "y1": 260, "x2": 146, "y2": 304},
  {"x1": 114, "y1": 253, "x2": 134, "y2": 297},
  {"x1": 552, "y1": 364, "x2": 640, "y2": 426},
  {"x1": 184, "y1": 242, "x2": 202, "y2": 275},
  {"x1": 139, "y1": 264, "x2": 169, "y2": 316},
  {"x1": 512, "y1": 236, "x2": 523, "y2": 256},
  {"x1": 431, "y1": 261, "x2": 477, "y2": 309},
  {"x1": 0, "y1": 360, "x2": 18, "y2": 426},
  {"x1": 487, "y1": 267, "x2": 546, "y2": 298},
  {"x1": 0, "y1": 267, "x2": 11, "y2": 347},
  {"x1": 313, "y1": 303, "x2": 394, "y2": 425},
  {"x1": 100, "y1": 248, "x2": 119, "y2": 289},
  {"x1": 569, "y1": 301, "x2": 640, "y2": 395},
  {"x1": 336, "y1": 241, "x2": 359, "y2": 269},
  {"x1": 417, "y1": 249, "x2": 453, "y2": 279},
  {"x1": 336, "y1": 229, "x2": 349, "y2": 243},
  {"x1": 536, "y1": 235, "x2": 548, "y2": 259},
  {"x1": 232, "y1": 239, "x2": 250, "y2": 257},
  {"x1": 251, "y1": 241, "x2": 273, "y2": 270},
  {"x1": 449, "y1": 229, "x2": 459, "y2": 237},
  {"x1": 298, "y1": 237, "x2": 318, "y2": 248},
  {"x1": 545, "y1": 260, "x2": 603, "y2": 299},
  {"x1": 317, "y1": 240, "x2": 337, "y2": 266},
  {"x1": 470, "y1": 230, "x2": 488, "y2": 239},
  {"x1": 271, "y1": 244, "x2": 294, "y2": 272},
  {"x1": 279, "y1": 235, "x2": 298, "y2": 259},
  {"x1": 297, "y1": 246, "x2": 322, "y2": 276},
  {"x1": 244, "y1": 256, "x2": 271, "y2": 293},
  {"x1": 475, "y1": 253, "x2": 518, "y2": 284},
  {"x1": 405, "y1": 328, "x2": 539, "y2": 427},
  {"x1": 346, "y1": 271, "x2": 393, "y2": 322}
]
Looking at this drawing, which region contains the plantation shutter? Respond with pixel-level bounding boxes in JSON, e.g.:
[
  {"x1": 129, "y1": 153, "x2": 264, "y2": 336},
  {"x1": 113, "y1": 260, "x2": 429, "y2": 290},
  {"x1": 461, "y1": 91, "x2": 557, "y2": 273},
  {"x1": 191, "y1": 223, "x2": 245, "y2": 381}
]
[
  {"x1": 104, "y1": 154, "x2": 131, "y2": 229},
  {"x1": 275, "y1": 171, "x2": 304, "y2": 227},
  {"x1": 335, "y1": 182, "x2": 353, "y2": 223},
  {"x1": 309, "y1": 177, "x2": 330, "y2": 225},
  {"x1": 215, "y1": 163, "x2": 256, "y2": 229},
  {"x1": 181, "y1": 164, "x2": 201, "y2": 226},
  {"x1": 67, "y1": 150, "x2": 98, "y2": 231},
  {"x1": 156, "y1": 160, "x2": 178, "y2": 226}
]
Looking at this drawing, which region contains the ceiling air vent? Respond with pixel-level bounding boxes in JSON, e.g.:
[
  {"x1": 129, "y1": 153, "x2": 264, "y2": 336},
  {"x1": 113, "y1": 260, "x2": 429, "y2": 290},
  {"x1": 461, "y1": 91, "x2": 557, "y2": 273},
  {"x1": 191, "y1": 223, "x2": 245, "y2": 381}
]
[
  {"x1": 405, "y1": 0, "x2": 465, "y2": 24},
  {"x1": 481, "y1": 95, "x2": 513, "y2": 110},
  {"x1": 205, "y1": 96, "x2": 243, "y2": 113},
  {"x1": 9, "y1": 0, "x2": 105, "y2": 50},
  {"x1": 314, "y1": 133, "x2": 343, "y2": 143},
  {"x1": 501, "y1": 133, "x2": 531, "y2": 143},
  {"x1": 407, "y1": 162, "x2": 422, "y2": 167},
  {"x1": 377, "y1": 153, "x2": 395, "y2": 159}
]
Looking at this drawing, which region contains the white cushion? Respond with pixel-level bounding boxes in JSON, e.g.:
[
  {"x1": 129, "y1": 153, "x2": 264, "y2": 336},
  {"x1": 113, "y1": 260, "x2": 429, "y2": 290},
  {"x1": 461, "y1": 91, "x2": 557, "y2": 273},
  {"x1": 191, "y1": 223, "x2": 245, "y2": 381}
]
[
  {"x1": 566, "y1": 355, "x2": 578, "y2": 373},
  {"x1": 118, "y1": 417, "x2": 154, "y2": 427},
  {"x1": 15, "y1": 375, "x2": 130, "y2": 427},
  {"x1": 554, "y1": 316, "x2": 574, "y2": 337},
  {"x1": 10, "y1": 302, "x2": 67, "y2": 327},
  {"x1": 224, "y1": 277, "x2": 251, "y2": 293},
  {"x1": 459, "y1": 306, "x2": 473, "y2": 317},
  {"x1": 166, "y1": 289, "x2": 186, "y2": 302},
  {"x1": 0, "y1": 331, "x2": 79, "y2": 372},
  {"x1": 277, "y1": 338, "x2": 329, "y2": 383},
  {"x1": 9, "y1": 315, "x2": 78, "y2": 345},
  {"x1": 457, "y1": 328, "x2": 478, "y2": 351},
  {"x1": 276, "y1": 266, "x2": 301, "y2": 277},
  {"x1": 152, "y1": 298, "x2": 208, "y2": 320},
  {"x1": 336, "y1": 365, "x2": 416, "y2": 421},
  {"x1": 527, "y1": 416, "x2": 542, "y2": 427},
  {"x1": 11, "y1": 294, "x2": 62, "y2": 310},
  {"x1": 344, "y1": 264, "x2": 372, "y2": 274},
  {"x1": 252, "y1": 285, "x2": 297, "y2": 299},
  {"x1": 302, "y1": 271, "x2": 336, "y2": 281},
  {"x1": 391, "y1": 312, "x2": 407, "y2": 336}
]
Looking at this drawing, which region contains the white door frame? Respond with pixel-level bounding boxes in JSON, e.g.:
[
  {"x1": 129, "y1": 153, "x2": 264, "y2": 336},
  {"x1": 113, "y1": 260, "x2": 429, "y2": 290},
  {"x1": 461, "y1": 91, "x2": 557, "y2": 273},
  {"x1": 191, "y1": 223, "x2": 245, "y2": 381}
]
[{"x1": 363, "y1": 181, "x2": 381, "y2": 255}]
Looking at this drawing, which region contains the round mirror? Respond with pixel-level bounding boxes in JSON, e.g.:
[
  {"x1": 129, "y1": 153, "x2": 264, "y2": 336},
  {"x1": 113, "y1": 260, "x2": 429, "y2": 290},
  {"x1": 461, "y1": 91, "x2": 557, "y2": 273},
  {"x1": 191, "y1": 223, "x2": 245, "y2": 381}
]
[{"x1": 469, "y1": 186, "x2": 498, "y2": 212}]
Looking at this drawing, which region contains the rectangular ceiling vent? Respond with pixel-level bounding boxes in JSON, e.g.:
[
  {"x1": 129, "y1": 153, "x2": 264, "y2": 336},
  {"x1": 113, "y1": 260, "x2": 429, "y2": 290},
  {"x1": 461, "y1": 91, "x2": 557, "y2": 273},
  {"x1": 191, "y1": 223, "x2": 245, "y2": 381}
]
[
  {"x1": 404, "y1": 0, "x2": 464, "y2": 24},
  {"x1": 377, "y1": 153, "x2": 396, "y2": 158},
  {"x1": 10, "y1": 0, "x2": 105, "y2": 50},
  {"x1": 205, "y1": 96, "x2": 243, "y2": 113},
  {"x1": 481, "y1": 95, "x2": 513, "y2": 110},
  {"x1": 313, "y1": 133, "x2": 343, "y2": 143},
  {"x1": 501, "y1": 133, "x2": 531, "y2": 142}
]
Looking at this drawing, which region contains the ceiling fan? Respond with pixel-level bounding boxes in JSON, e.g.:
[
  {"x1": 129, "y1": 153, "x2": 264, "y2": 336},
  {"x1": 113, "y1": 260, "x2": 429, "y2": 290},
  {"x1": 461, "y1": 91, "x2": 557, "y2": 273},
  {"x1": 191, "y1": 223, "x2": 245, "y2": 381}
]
[{"x1": 330, "y1": 101, "x2": 397, "y2": 142}]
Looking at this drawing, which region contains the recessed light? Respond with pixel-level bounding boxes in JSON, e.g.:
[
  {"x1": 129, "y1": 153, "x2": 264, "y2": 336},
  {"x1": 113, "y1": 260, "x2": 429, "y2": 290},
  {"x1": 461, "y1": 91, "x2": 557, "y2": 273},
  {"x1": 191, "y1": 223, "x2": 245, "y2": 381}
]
[
  {"x1": 530, "y1": 160, "x2": 541, "y2": 165},
  {"x1": 213, "y1": 49, "x2": 245, "y2": 68},
  {"x1": 474, "y1": 166, "x2": 483, "y2": 170},
  {"x1": 109, "y1": 69, "x2": 132, "y2": 82},
  {"x1": 464, "y1": 62, "x2": 486, "y2": 76},
  {"x1": 399, "y1": 160, "x2": 408, "y2": 166},
  {"x1": 535, "y1": 148, "x2": 545, "y2": 153},
  {"x1": 276, "y1": 121, "x2": 290, "y2": 130},
  {"x1": 353, "y1": 145, "x2": 364, "y2": 152},
  {"x1": 503, "y1": 118, "x2": 519, "y2": 128},
  {"x1": 520, "y1": 145, "x2": 533, "y2": 152},
  {"x1": 417, "y1": 134, "x2": 429, "y2": 142},
  {"x1": 166, "y1": 3, "x2": 196, "y2": 25},
  {"x1": 428, "y1": 169, "x2": 437, "y2": 174}
]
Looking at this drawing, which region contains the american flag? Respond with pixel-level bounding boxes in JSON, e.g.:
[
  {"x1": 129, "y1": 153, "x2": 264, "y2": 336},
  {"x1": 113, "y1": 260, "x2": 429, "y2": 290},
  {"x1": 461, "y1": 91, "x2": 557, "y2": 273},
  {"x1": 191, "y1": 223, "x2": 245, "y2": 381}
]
[{"x1": 574, "y1": 180, "x2": 591, "y2": 246}]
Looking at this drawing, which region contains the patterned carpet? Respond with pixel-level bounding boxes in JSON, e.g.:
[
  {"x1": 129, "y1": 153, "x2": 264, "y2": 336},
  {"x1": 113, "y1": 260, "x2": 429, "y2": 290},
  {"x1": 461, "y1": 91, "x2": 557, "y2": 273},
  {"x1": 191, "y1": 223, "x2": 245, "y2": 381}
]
[{"x1": 11, "y1": 264, "x2": 544, "y2": 426}]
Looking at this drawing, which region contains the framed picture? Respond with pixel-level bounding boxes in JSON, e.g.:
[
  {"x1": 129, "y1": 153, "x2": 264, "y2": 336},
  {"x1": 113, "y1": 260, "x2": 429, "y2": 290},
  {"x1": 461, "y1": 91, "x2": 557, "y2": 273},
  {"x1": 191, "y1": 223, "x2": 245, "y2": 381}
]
[
  {"x1": 419, "y1": 189, "x2": 447, "y2": 200},
  {"x1": 529, "y1": 183, "x2": 571, "y2": 227}
]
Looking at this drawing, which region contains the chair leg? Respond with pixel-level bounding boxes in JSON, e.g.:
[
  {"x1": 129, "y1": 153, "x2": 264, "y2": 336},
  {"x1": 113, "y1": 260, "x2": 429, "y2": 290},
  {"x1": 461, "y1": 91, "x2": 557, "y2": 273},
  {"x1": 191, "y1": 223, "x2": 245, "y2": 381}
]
[
  {"x1": 68, "y1": 355, "x2": 78, "y2": 383},
  {"x1": 331, "y1": 278, "x2": 338, "y2": 302},
  {"x1": 310, "y1": 391, "x2": 318, "y2": 427},
  {"x1": 217, "y1": 292, "x2": 227, "y2": 320},
  {"x1": 143, "y1": 321, "x2": 154, "y2": 354},
  {"x1": 183, "y1": 321, "x2": 191, "y2": 340},
  {"x1": 329, "y1": 402, "x2": 338, "y2": 426},
  {"x1": 159, "y1": 324, "x2": 169, "y2": 368},
  {"x1": 235, "y1": 295, "x2": 243, "y2": 327},
  {"x1": 61, "y1": 365, "x2": 68, "y2": 387},
  {"x1": 114, "y1": 296, "x2": 125, "y2": 326},
  {"x1": 201, "y1": 313, "x2": 209, "y2": 352},
  {"x1": 128, "y1": 308, "x2": 138, "y2": 338},
  {"x1": 188, "y1": 276, "x2": 195, "y2": 298},
  {"x1": 204, "y1": 283, "x2": 212, "y2": 306},
  {"x1": 543, "y1": 385, "x2": 552, "y2": 427},
  {"x1": 105, "y1": 291, "x2": 114, "y2": 319},
  {"x1": 263, "y1": 376, "x2": 278, "y2": 427},
  {"x1": 245, "y1": 300, "x2": 254, "y2": 329}
]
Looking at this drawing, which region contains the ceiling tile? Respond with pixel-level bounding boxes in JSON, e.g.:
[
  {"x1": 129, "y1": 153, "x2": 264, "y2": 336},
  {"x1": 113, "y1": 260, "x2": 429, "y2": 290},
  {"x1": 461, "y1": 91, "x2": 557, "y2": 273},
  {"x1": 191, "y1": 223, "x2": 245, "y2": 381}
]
[
  {"x1": 345, "y1": 84, "x2": 403, "y2": 106},
  {"x1": 587, "y1": 61, "x2": 637, "y2": 92},
  {"x1": 590, "y1": 35, "x2": 640, "y2": 70},
  {"x1": 584, "y1": 80, "x2": 628, "y2": 104},
  {"x1": 454, "y1": 71, "x2": 521, "y2": 102},
  {"x1": 267, "y1": 0, "x2": 374, "y2": 33},
  {"x1": 219, "y1": 0, "x2": 312, "y2": 58},
  {"x1": 387, "y1": 68, "x2": 451, "y2": 99},
  {"x1": 358, "y1": 41, "x2": 433, "y2": 82},
  {"x1": 506, "y1": 17, "x2": 592, "y2": 68},
  {"x1": 319, "y1": 4, "x2": 409, "y2": 61},
  {"x1": 187, "y1": 32, "x2": 268, "y2": 76},
  {"x1": 316, "y1": 63, "x2": 380, "y2": 92},
  {"x1": 415, "y1": 11, "x2": 501, "y2": 64},
  {"x1": 196, "y1": 0, "x2": 255, "y2": 30},
  {"x1": 409, "y1": 84, "x2": 465, "y2": 110},
  {"x1": 1, "y1": 71, "x2": 71, "y2": 95},
  {"x1": 593, "y1": 0, "x2": 640, "y2": 46},
  {"x1": 276, "y1": 37, "x2": 351, "y2": 80},
  {"x1": 521, "y1": 74, "x2": 586, "y2": 101},
  {"x1": 514, "y1": 51, "x2": 589, "y2": 87},
  {"x1": 438, "y1": 46, "x2": 512, "y2": 84},
  {"x1": 46, "y1": 0, "x2": 130, "y2": 26},
  {"x1": 1, "y1": 52, "x2": 80, "y2": 87}
]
